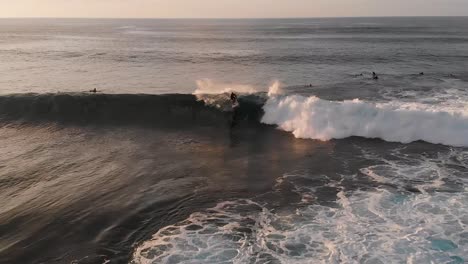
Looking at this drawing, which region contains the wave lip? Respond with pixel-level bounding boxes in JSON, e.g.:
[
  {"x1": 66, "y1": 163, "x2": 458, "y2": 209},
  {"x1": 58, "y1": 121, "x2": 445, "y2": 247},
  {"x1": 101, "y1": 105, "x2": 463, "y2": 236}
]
[{"x1": 262, "y1": 95, "x2": 468, "y2": 147}]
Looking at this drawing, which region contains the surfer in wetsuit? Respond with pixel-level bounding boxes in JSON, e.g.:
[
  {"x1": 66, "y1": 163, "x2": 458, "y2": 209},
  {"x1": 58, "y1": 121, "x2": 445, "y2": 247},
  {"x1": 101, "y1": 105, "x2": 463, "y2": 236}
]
[{"x1": 90, "y1": 88, "x2": 97, "y2": 93}]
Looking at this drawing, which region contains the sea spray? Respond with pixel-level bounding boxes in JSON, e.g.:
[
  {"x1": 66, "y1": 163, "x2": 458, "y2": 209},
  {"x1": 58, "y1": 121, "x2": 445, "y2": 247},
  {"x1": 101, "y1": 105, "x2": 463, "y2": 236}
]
[
  {"x1": 194, "y1": 79, "x2": 258, "y2": 95},
  {"x1": 267, "y1": 80, "x2": 283, "y2": 97}
]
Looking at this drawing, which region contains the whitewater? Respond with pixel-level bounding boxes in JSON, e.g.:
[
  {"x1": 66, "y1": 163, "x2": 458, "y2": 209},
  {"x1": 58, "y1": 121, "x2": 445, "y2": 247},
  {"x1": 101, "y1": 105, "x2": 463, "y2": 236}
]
[{"x1": 262, "y1": 94, "x2": 468, "y2": 147}]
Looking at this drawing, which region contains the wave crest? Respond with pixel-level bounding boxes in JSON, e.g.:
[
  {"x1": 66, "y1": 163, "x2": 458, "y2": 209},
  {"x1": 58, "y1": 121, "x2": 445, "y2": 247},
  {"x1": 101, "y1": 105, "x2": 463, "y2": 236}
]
[{"x1": 261, "y1": 95, "x2": 468, "y2": 147}]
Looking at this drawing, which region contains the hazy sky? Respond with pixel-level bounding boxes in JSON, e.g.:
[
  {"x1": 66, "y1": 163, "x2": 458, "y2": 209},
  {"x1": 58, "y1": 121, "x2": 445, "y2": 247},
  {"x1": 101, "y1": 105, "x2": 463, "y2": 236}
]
[{"x1": 1, "y1": 0, "x2": 468, "y2": 18}]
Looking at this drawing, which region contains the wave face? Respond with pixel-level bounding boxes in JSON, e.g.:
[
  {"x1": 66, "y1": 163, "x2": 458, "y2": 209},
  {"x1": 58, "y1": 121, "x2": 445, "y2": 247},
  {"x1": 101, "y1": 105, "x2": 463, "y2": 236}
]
[
  {"x1": 262, "y1": 95, "x2": 468, "y2": 147},
  {"x1": 0, "y1": 93, "x2": 265, "y2": 127},
  {"x1": 2, "y1": 92, "x2": 467, "y2": 148}
]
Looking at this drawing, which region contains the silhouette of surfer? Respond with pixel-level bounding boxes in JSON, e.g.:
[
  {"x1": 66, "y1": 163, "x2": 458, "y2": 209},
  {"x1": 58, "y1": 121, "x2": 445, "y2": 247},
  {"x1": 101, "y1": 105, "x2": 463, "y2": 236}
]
[
  {"x1": 230, "y1": 92, "x2": 239, "y2": 128},
  {"x1": 90, "y1": 88, "x2": 97, "y2": 93},
  {"x1": 230, "y1": 92, "x2": 238, "y2": 105}
]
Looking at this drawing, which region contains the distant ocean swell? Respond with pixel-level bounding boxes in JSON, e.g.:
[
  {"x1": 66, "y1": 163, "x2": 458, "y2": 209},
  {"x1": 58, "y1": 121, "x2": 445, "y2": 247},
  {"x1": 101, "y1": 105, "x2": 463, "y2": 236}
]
[{"x1": 0, "y1": 93, "x2": 467, "y2": 147}]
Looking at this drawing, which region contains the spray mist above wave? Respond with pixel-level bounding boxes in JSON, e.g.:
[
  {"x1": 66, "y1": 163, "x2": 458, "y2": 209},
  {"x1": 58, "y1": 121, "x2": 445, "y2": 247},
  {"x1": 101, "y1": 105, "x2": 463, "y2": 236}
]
[
  {"x1": 193, "y1": 79, "x2": 259, "y2": 95},
  {"x1": 262, "y1": 95, "x2": 468, "y2": 147},
  {"x1": 192, "y1": 79, "x2": 258, "y2": 110},
  {"x1": 194, "y1": 79, "x2": 282, "y2": 95}
]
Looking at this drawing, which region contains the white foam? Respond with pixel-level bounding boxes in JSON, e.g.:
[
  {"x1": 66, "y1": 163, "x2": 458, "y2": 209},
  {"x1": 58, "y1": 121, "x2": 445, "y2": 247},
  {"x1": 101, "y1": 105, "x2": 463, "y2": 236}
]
[
  {"x1": 131, "y1": 190, "x2": 468, "y2": 264},
  {"x1": 359, "y1": 147, "x2": 468, "y2": 193},
  {"x1": 261, "y1": 95, "x2": 468, "y2": 147},
  {"x1": 131, "y1": 148, "x2": 468, "y2": 264}
]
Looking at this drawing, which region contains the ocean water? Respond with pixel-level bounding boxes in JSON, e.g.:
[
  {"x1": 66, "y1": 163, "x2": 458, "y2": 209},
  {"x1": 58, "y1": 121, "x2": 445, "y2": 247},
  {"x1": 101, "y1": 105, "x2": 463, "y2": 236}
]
[{"x1": 0, "y1": 17, "x2": 467, "y2": 264}]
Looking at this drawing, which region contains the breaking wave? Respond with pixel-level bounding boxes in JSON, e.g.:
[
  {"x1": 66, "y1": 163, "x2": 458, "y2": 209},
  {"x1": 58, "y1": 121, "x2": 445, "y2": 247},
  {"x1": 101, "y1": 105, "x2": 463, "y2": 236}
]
[
  {"x1": 1, "y1": 91, "x2": 467, "y2": 147},
  {"x1": 262, "y1": 95, "x2": 468, "y2": 147}
]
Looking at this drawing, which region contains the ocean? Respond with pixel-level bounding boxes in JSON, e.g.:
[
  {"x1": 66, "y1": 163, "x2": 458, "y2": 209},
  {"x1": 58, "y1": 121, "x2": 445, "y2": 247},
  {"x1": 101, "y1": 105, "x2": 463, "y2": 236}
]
[{"x1": 0, "y1": 17, "x2": 467, "y2": 264}]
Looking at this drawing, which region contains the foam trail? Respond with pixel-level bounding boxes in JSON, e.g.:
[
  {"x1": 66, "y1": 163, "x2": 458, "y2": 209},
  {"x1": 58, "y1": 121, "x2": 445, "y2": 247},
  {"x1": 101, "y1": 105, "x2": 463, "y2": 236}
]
[{"x1": 262, "y1": 95, "x2": 468, "y2": 147}]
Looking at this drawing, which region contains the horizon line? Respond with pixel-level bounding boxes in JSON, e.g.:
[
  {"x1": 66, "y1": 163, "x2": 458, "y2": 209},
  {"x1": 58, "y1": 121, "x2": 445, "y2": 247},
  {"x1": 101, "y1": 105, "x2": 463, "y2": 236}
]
[{"x1": 1, "y1": 15, "x2": 468, "y2": 20}]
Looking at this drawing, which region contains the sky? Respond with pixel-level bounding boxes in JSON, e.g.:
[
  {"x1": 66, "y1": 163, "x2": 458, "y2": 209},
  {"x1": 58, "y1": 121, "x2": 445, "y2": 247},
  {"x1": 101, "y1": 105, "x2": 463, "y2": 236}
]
[{"x1": 1, "y1": 0, "x2": 467, "y2": 18}]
